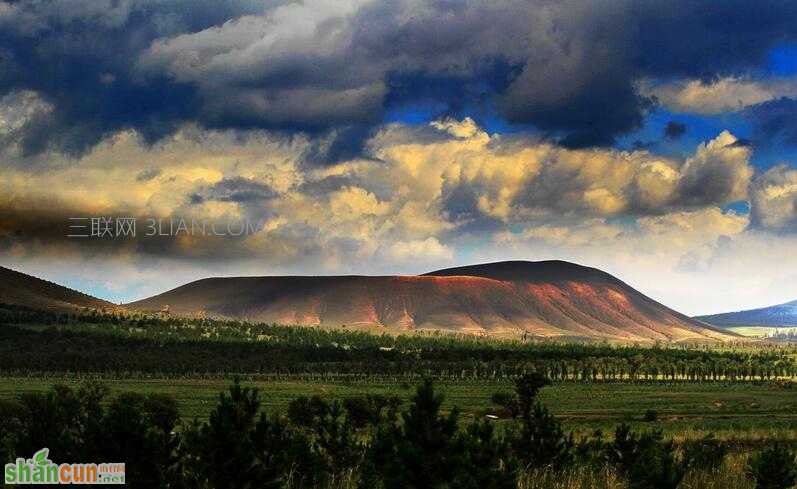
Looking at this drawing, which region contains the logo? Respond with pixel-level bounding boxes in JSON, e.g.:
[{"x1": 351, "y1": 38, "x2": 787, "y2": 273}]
[
  {"x1": 4, "y1": 448, "x2": 125, "y2": 485},
  {"x1": 67, "y1": 216, "x2": 264, "y2": 238}
]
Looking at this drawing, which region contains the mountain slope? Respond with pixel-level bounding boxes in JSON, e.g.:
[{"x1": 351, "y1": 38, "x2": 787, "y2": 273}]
[
  {"x1": 128, "y1": 260, "x2": 736, "y2": 342},
  {"x1": 698, "y1": 300, "x2": 797, "y2": 327},
  {"x1": 0, "y1": 266, "x2": 115, "y2": 312}
]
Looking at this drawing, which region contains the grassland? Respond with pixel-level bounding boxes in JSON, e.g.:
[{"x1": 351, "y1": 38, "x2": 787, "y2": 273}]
[
  {"x1": 727, "y1": 325, "x2": 797, "y2": 337},
  {"x1": 1, "y1": 376, "x2": 795, "y2": 445}
]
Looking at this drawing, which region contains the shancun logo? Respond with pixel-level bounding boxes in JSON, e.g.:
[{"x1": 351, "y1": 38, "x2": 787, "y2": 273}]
[{"x1": 4, "y1": 448, "x2": 125, "y2": 485}]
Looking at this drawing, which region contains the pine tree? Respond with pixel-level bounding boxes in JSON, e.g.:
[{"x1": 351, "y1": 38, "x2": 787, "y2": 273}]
[{"x1": 363, "y1": 379, "x2": 461, "y2": 489}]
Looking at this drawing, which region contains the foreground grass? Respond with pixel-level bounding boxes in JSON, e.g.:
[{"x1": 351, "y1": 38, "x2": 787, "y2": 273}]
[
  {"x1": 1, "y1": 376, "x2": 795, "y2": 444},
  {"x1": 228, "y1": 452, "x2": 763, "y2": 489},
  {"x1": 278, "y1": 456, "x2": 759, "y2": 489},
  {"x1": 517, "y1": 454, "x2": 756, "y2": 489}
]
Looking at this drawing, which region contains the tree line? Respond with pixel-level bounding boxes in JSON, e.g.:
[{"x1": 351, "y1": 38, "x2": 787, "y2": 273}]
[{"x1": 1, "y1": 303, "x2": 795, "y2": 381}]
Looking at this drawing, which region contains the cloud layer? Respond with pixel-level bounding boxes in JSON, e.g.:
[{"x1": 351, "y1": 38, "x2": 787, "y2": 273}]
[
  {"x1": 2, "y1": 0, "x2": 797, "y2": 156},
  {"x1": 4, "y1": 118, "x2": 796, "y2": 313}
]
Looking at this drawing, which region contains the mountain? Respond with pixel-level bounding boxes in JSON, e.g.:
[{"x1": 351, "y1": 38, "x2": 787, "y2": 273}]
[
  {"x1": 698, "y1": 300, "x2": 797, "y2": 327},
  {"x1": 0, "y1": 266, "x2": 115, "y2": 312},
  {"x1": 127, "y1": 260, "x2": 736, "y2": 343}
]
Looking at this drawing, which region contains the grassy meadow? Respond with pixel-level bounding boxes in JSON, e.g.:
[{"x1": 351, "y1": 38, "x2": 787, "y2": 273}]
[
  {"x1": 2, "y1": 375, "x2": 796, "y2": 489},
  {"x1": 1, "y1": 376, "x2": 795, "y2": 444}
]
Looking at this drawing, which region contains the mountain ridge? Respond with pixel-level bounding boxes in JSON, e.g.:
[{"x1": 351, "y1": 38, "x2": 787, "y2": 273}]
[
  {"x1": 126, "y1": 260, "x2": 736, "y2": 343},
  {"x1": 698, "y1": 299, "x2": 797, "y2": 327},
  {"x1": 424, "y1": 260, "x2": 618, "y2": 283},
  {"x1": 0, "y1": 265, "x2": 116, "y2": 312}
]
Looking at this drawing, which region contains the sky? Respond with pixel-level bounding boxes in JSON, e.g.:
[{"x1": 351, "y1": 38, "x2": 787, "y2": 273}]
[{"x1": 2, "y1": 0, "x2": 797, "y2": 315}]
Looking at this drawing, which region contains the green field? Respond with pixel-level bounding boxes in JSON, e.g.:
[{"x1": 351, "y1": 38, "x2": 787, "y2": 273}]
[
  {"x1": 726, "y1": 325, "x2": 797, "y2": 338},
  {"x1": 2, "y1": 376, "x2": 795, "y2": 444}
]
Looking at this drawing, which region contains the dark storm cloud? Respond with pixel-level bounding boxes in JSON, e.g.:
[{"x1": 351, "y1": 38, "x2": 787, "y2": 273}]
[
  {"x1": 300, "y1": 124, "x2": 378, "y2": 166},
  {"x1": 298, "y1": 175, "x2": 357, "y2": 196},
  {"x1": 664, "y1": 122, "x2": 687, "y2": 140},
  {"x1": 745, "y1": 97, "x2": 797, "y2": 147},
  {"x1": 0, "y1": 0, "x2": 272, "y2": 156},
  {"x1": 2, "y1": 0, "x2": 797, "y2": 159},
  {"x1": 193, "y1": 177, "x2": 278, "y2": 204},
  {"x1": 0, "y1": 199, "x2": 267, "y2": 261}
]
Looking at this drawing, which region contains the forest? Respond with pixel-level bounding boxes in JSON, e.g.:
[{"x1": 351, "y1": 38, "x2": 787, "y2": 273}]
[{"x1": 1, "y1": 304, "x2": 795, "y2": 381}]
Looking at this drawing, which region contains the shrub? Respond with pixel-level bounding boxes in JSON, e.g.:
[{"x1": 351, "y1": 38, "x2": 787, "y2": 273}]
[
  {"x1": 607, "y1": 424, "x2": 684, "y2": 489},
  {"x1": 342, "y1": 394, "x2": 401, "y2": 430},
  {"x1": 682, "y1": 433, "x2": 728, "y2": 471},
  {"x1": 491, "y1": 391, "x2": 520, "y2": 418},
  {"x1": 0, "y1": 399, "x2": 24, "y2": 465},
  {"x1": 747, "y1": 444, "x2": 797, "y2": 489},
  {"x1": 452, "y1": 420, "x2": 517, "y2": 489}
]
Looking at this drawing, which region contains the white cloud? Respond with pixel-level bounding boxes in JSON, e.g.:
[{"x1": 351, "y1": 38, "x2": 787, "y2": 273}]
[
  {"x1": 643, "y1": 77, "x2": 797, "y2": 114},
  {"x1": 751, "y1": 164, "x2": 797, "y2": 231},
  {"x1": 384, "y1": 237, "x2": 454, "y2": 263},
  {"x1": 678, "y1": 130, "x2": 753, "y2": 206},
  {"x1": 0, "y1": 90, "x2": 53, "y2": 158}
]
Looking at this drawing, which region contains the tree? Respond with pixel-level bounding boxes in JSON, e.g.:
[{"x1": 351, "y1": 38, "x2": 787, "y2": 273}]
[
  {"x1": 100, "y1": 392, "x2": 179, "y2": 488},
  {"x1": 504, "y1": 373, "x2": 573, "y2": 470},
  {"x1": 251, "y1": 413, "x2": 318, "y2": 489},
  {"x1": 512, "y1": 402, "x2": 573, "y2": 470},
  {"x1": 15, "y1": 384, "x2": 92, "y2": 461},
  {"x1": 177, "y1": 378, "x2": 273, "y2": 489},
  {"x1": 514, "y1": 372, "x2": 550, "y2": 418},
  {"x1": 362, "y1": 379, "x2": 462, "y2": 489},
  {"x1": 287, "y1": 395, "x2": 363, "y2": 478}
]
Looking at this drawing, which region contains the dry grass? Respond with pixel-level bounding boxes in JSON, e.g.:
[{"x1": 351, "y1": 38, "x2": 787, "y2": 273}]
[
  {"x1": 515, "y1": 454, "x2": 756, "y2": 489},
  {"x1": 258, "y1": 453, "x2": 763, "y2": 489},
  {"x1": 679, "y1": 454, "x2": 754, "y2": 489},
  {"x1": 518, "y1": 466, "x2": 624, "y2": 489}
]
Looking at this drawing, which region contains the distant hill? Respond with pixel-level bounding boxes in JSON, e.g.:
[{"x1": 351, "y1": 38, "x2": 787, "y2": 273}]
[
  {"x1": 0, "y1": 266, "x2": 115, "y2": 312},
  {"x1": 127, "y1": 260, "x2": 736, "y2": 343},
  {"x1": 698, "y1": 300, "x2": 797, "y2": 327},
  {"x1": 424, "y1": 260, "x2": 618, "y2": 283}
]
